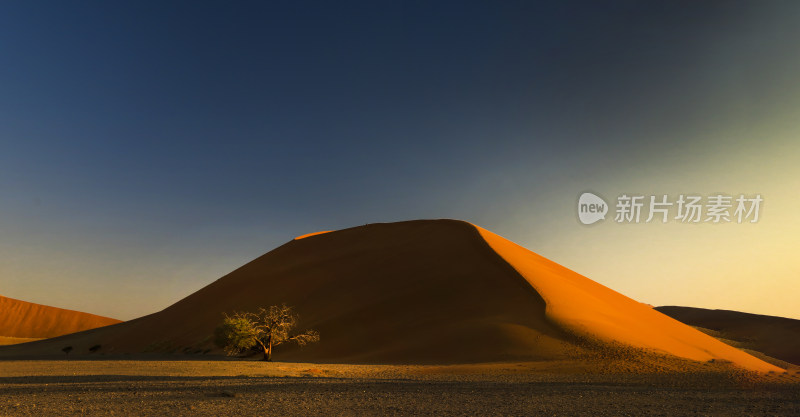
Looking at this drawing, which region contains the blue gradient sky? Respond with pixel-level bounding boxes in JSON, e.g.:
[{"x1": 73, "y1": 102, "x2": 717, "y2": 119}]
[{"x1": 2, "y1": 1, "x2": 799, "y2": 320}]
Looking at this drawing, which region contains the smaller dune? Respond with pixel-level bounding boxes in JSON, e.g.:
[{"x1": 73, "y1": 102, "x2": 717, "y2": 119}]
[
  {"x1": 656, "y1": 306, "x2": 800, "y2": 366},
  {"x1": 0, "y1": 295, "x2": 121, "y2": 341}
]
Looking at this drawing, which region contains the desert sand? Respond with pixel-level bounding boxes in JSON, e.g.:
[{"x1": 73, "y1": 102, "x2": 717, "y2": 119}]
[
  {"x1": 0, "y1": 220, "x2": 784, "y2": 375},
  {"x1": 0, "y1": 295, "x2": 120, "y2": 344}
]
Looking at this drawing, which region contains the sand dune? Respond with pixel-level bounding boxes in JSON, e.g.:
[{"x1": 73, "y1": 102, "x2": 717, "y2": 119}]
[
  {"x1": 0, "y1": 220, "x2": 783, "y2": 373},
  {"x1": 656, "y1": 306, "x2": 800, "y2": 366},
  {"x1": 0, "y1": 295, "x2": 121, "y2": 341}
]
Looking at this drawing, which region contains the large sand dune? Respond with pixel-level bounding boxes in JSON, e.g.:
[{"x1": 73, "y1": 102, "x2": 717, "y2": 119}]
[
  {"x1": 0, "y1": 295, "x2": 121, "y2": 342},
  {"x1": 0, "y1": 220, "x2": 783, "y2": 372}
]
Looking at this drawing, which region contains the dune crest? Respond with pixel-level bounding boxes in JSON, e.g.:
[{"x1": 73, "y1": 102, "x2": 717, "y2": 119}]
[
  {"x1": 473, "y1": 225, "x2": 782, "y2": 373},
  {"x1": 294, "y1": 230, "x2": 333, "y2": 240}
]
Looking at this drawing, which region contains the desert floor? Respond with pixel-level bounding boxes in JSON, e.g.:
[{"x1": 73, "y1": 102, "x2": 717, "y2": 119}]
[{"x1": 0, "y1": 359, "x2": 799, "y2": 416}]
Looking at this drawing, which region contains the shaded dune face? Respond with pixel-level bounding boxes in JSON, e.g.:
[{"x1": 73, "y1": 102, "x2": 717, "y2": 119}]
[
  {"x1": 0, "y1": 220, "x2": 783, "y2": 372},
  {"x1": 0, "y1": 295, "x2": 121, "y2": 340}
]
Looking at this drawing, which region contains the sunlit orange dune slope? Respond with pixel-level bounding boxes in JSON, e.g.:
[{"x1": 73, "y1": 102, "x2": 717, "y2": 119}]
[
  {"x1": 0, "y1": 220, "x2": 782, "y2": 373},
  {"x1": 294, "y1": 230, "x2": 332, "y2": 240},
  {"x1": 0, "y1": 295, "x2": 121, "y2": 342},
  {"x1": 474, "y1": 225, "x2": 782, "y2": 373}
]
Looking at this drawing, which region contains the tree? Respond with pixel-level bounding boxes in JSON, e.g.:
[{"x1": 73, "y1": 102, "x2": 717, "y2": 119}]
[{"x1": 214, "y1": 304, "x2": 319, "y2": 361}]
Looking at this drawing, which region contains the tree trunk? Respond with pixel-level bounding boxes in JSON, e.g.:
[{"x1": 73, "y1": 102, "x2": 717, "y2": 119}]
[
  {"x1": 256, "y1": 337, "x2": 271, "y2": 361},
  {"x1": 265, "y1": 334, "x2": 273, "y2": 361}
]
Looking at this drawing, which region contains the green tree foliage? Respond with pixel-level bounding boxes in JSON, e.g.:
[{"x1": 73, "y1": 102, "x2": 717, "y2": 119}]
[{"x1": 214, "y1": 304, "x2": 319, "y2": 361}]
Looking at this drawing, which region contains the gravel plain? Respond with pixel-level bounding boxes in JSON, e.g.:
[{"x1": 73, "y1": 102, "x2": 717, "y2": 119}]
[{"x1": 0, "y1": 360, "x2": 798, "y2": 416}]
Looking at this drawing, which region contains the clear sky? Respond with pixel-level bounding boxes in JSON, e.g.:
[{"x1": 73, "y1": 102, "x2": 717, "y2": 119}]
[{"x1": 1, "y1": 1, "x2": 798, "y2": 320}]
